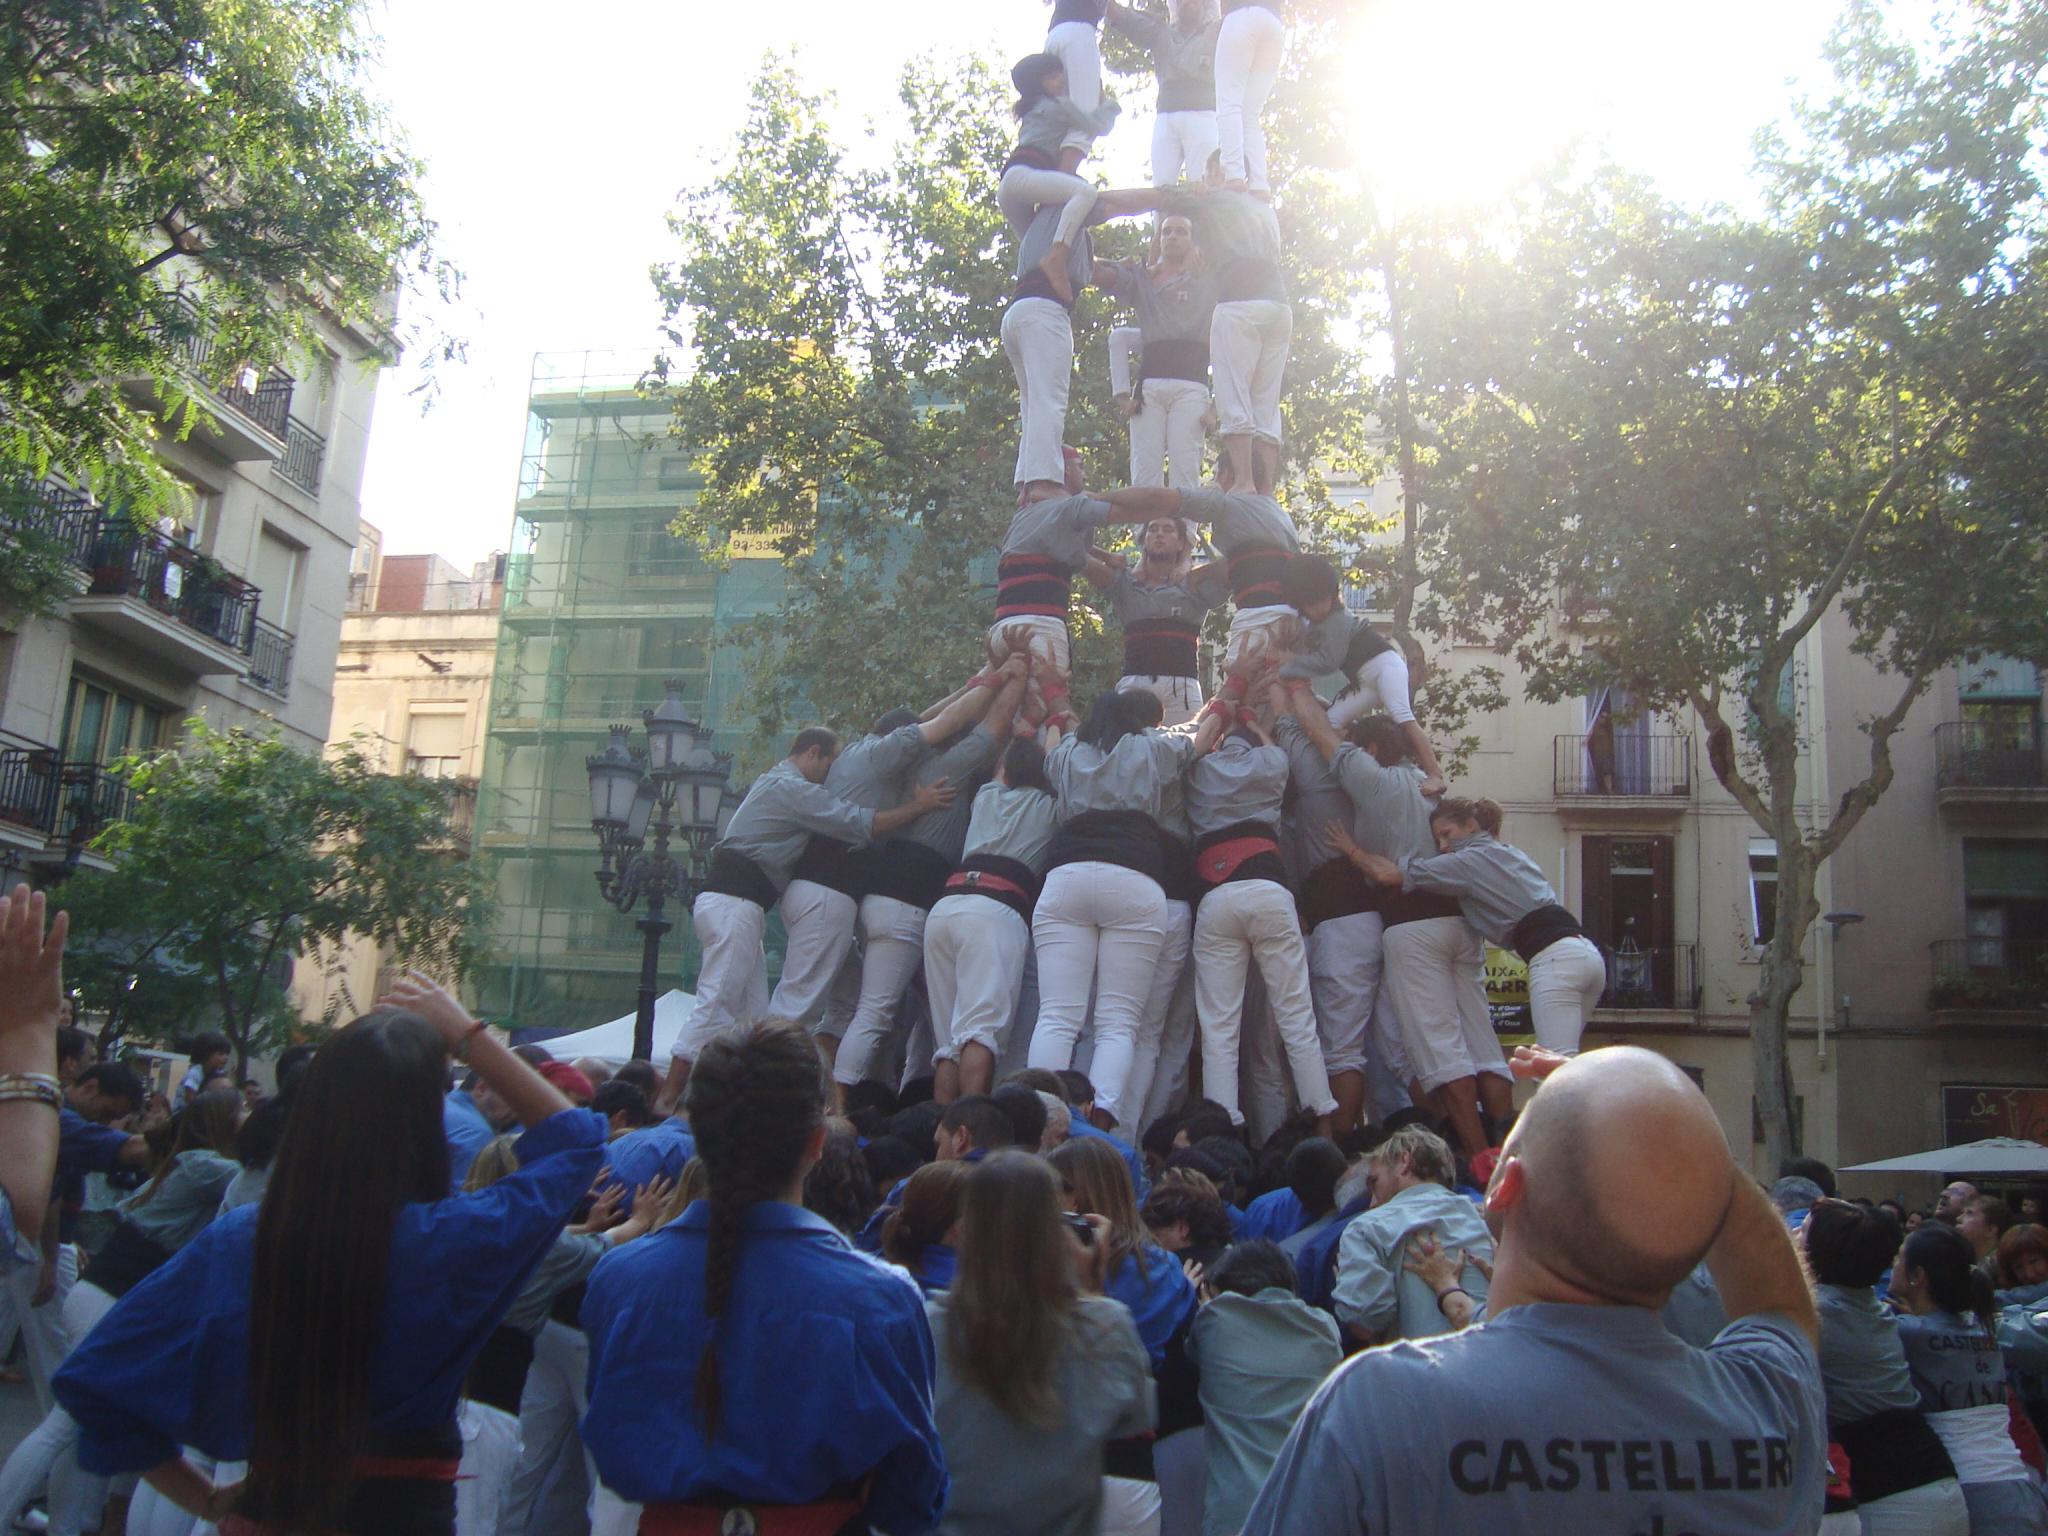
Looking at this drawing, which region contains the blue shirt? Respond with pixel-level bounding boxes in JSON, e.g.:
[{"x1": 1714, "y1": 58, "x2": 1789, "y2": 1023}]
[
  {"x1": 56, "y1": 1108, "x2": 133, "y2": 1241},
  {"x1": 1293, "y1": 1194, "x2": 1372, "y2": 1312},
  {"x1": 1067, "y1": 1120, "x2": 1149, "y2": 1202},
  {"x1": 54, "y1": 1108, "x2": 604, "y2": 1477},
  {"x1": 1238, "y1": 1188, "x2": 1308, "y2": 1245},
  {"x1": 1108, "y1": 1241, "x2": 1198, "y2": 1368},
  {"x1": 912, "y1": 1243, "x2": 958, "y2": 1297},
  {"x1": 581, "y1": 1202, "x2": 946, "y2": 1532},
  {"x1": 443, "y1": 1090, "x2": 495, "y2": 1186},
  {"x1": 599, "y1": 1116, "x2": 697, "y2": 1199}
]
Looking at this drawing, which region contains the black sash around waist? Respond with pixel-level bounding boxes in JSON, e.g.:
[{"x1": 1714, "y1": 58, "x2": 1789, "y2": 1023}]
[
  {"x1": 1299, "y1": 856, "x2": 1381, "y2": 931},
  {"x1": 1379, "y1": 887, "x2": 1465, "y2": 929},
  {"x1": 996, "y1": 552, "x2": 1074, "y2": 621},
  {"x1": 944, "y1": 853, "x2": 1041, "y2": 923},
  {"x1": 863, "y1": 841, "x2": 957, "y2": 913},
  {"x1": 703, "y1": 848, "x2": 780, "y2": 912},
  {"x1": 1227, "y1": 542, "x2": 1290, "y2": 610},
  {"x1": 1835, "y1": 1407, "x2": 1956, "y2": 1504},
  {"x1": 1140, "y1": 338, "x2": 1209, "y2": 384},
  {"x1": 1045, "y1": 809, "x2": 1167, "y2": 887},
  {"x1": 789, "y1": 835, "x2": 865, "y2": 899},
  {"x1": 1123, "y1": 616, "x2": 1201, "y2": 679},
  {"x1": 1511, "y1": 903, "x2": 1588, "y2": 964}
]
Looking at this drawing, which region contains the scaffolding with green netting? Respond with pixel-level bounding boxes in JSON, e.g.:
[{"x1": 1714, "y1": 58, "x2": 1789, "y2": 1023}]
[{"x1": 471, "y1": 351, "x2": 798, "y2": 1035}]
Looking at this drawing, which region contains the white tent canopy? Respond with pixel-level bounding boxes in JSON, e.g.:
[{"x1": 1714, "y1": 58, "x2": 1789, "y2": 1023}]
[
  {"x1": 1841, "y1": 1137, "x2": 2048, "y2": 1176},
  {"x1": 531, "y1": 989, "x2": 696, "y2": 1065}
]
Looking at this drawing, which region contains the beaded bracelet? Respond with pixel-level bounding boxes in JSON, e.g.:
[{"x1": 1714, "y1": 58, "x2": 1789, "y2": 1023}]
[
  {"x1": 0, "y1": 1073, "x2": 62, "y2": 1111},
  {"x1": 454, "y1": 1019, "x2": 489, "y2": 1062}
]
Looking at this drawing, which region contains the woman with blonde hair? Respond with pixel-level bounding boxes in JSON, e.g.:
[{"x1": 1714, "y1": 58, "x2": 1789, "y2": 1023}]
[{"x1": 930, "y1": 1150, "x2": 1153, "y2": 1536}]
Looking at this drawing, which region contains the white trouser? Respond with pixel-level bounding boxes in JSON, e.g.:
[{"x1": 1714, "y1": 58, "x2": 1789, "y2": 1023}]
[
  {"x1": 768, "y1": 879, "x2": 858, "y2": 1029},
  {"x1": 1527, "y1": 934, "x2": 1606, "y2": 1054},
  {"x1": 1100, "y1": 1474, "x2": 1164, "y2": 1536},
  {"x1": 1211, "y1": 299, "x2": 1291, "y2": 445},
  {"x1": 1381, "y1": 916, "x2": 1508, "y2": 1093},
  {"x1": 1858, "y1": 1478, "x2": 1970, "y2": 1536},
  {"x1": 1003, "y1": 297, "x2": 1075, "y2": 488},
  {"x1": 833, "y1": 894, "x2": 931, "y2": 1087},
  {"x1": 1307, "y1": 910, "x2": 1382, "y2": 1079},
  {"x1": 1193, "y1": 880, "x2": 1336, "y2": 1124},
  {"x1": 1365, "y1": 992, "x2": 1417, "y2": 1124},
  {"x1": 1223, "y1": 604, "x2": 1295, "y2": 675},
  {"x1": 1140, "y1": 950, "x2": 1200, "y2": 1133},
  {"x1": 455, "y1": 1399, "x2": 521, "y2": 1536},
  {"x1": 677, "y1": 892, "x2": 767, "y2": 1062},
  {"x1": 1029, "y1": 862, "x2": 1169, "y2": 1124},
  {"x1": 1152, "y1": 109, "x2": 1220, "y2": 187},
  {"x1": 500, "y1": 1320, "x2": 595, "y2": 1536},
  {"x1": 987, "y1": 612, "x2": 1072, "y2": 675},
  {"x1": 1123, "y1": 898, "x2": 1193, "y2": 1139},
  {"x1": 1237, "y1": 967, "x2": 1293, "y2": 1146},
  {"x1": 1117, "y1": 674, "x2": 1204, "y2": 728},
  {"x1": 3, "y1": 1241, "x2": 77, "y2": 1414},
  {"x1": 1044, "y1": 21, "x2": 1105, "y2": 154},
  {"x1": 925, "y1": 895, "x2": 1033, "y2": 1062},
  {"x1": 1109, "y1": 325, "x2": 1142, "y2": 397},
  {"x1": 1128, "y1": 375, "x2": 1210, "y2": 489},
  {"x1": 998, "y1": 164, "x2": 1099, "y2": 248},
  {"x1": 1215, "y1": 5, "x2": 1285, "y2": 191},
  {"x1": 0, "y1": 1275, "x2": 118, "y2": 1536}
]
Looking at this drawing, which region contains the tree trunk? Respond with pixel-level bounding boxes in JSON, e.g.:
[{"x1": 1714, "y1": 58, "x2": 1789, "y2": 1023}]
[{"x1": 1750, "y1": 843, "x2": 1820, "y2": 1172}]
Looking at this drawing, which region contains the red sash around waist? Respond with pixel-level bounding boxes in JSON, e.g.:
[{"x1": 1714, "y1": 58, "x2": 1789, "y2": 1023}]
[
  {"x1": 1197, "y1": 834, "x2": 1282, "y2": 887},
  {"x1": 945, "y1": 869, "x2": 1033, "y2": 902}
]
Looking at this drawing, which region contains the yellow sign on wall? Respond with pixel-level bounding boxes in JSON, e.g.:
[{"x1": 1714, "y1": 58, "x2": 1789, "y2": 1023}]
[
  {"x1": 1484, "y1": 944, "x2": 1535, "y2": 1045},
  {"x1": 726, "y1": 524, "x2": 808, "y2": 560}
]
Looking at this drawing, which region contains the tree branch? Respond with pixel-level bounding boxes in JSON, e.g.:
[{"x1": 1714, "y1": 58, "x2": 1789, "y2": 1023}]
[
  {"x1": 1812, "y1": 656, "x2": 1939, "y2": 864},
  {"x1": 1691, "y1": 685, "x2": 1773, "y2": 832},
  {"x1": 1780, "y1": 410, "x2": 1955, "y2": 653}
]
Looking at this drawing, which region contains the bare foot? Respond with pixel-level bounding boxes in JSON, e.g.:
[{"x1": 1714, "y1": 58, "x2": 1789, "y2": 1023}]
[{"x1": 1037, "y1": 244, "x2": 1075, "y2": 305}]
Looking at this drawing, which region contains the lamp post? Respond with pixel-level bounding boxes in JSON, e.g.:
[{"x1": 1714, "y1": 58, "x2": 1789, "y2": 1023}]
[{"x1": 586, "y1": 680, "x2": 735, "y2": 1062}]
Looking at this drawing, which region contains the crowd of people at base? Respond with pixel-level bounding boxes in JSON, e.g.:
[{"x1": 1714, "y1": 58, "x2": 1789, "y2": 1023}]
[{"x1": 1, "y1": 861, "x2": 2043, "y2": 1536}]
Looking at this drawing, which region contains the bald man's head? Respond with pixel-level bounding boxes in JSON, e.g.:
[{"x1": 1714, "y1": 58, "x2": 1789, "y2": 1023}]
[{"x1": 1489, "y1": 1047, "x2": 1735, "y2": 1306}]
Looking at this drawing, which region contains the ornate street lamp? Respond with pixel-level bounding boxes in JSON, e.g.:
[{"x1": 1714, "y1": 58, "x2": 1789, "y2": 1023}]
[{"x1": 585, "y1": 680, "x2": 734, "y2": 1061}]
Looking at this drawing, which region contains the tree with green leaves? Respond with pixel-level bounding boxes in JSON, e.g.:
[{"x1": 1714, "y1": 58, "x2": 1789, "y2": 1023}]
[
  {"x1": 648, "y1": 29, "x2": 1503, "y2": 768},
  {"x1": 59, "y1": 723, "x2": 491, "y2": 1072},
  {"x1": 0, "y1": 0, "x2": 452, "y2": 615},
  {"x1": 1404, "y1": 0, "x2": 2048, "y2": 1165}
]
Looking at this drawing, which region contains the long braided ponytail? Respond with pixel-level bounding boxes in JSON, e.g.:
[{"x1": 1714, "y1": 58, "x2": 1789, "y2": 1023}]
[{"x1": 684, "y1": 1019, "x2": 827, "y2": 1439}]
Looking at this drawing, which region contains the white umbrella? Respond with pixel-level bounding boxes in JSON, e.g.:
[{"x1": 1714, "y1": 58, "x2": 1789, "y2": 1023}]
[
  {"x1": 1841, "y1": 1138, "x2": 2048, "y2": 1176},
  {"x1": 527, "y1": 989, "x2": 696, "y2": 1065}
]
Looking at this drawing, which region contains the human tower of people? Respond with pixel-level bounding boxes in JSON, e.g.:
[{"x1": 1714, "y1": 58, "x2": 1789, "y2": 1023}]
[{"x1": 0, "y1": 4, "x2": 1959, "y2": 1536}]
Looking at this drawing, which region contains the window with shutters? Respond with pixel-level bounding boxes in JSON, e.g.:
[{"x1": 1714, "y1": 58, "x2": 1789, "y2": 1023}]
[
  {"x1": 1963, "y1": 839, "x2": 2048, "y2": 969},
  {"x1": 405, "y1": 710, "x2": 466, "y2": 780},
  {"x1": 1580, "y1": 834, "x2": 1678, "y2": 1006}
]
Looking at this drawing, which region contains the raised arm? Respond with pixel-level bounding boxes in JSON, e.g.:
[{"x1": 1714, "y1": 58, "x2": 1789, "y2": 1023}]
[
  {"x1": 382, "y1": 973, "x2": 573, "y2": 1130},
  {"x1": 1083, "y1": 551, "x2": 1124, "y2": 592},
  {"x1": 921, "y1": 664, "x2": 1006, "y2": 743},
  {"x1": 982, "y1": 670, "x2": 1031, "y2": 744},
  {"x1": 1092, "y1": 187, "x2": 1172, "y2": 221},
  {"x1": 1707, "y1": 1173, "x2": 1820, "y2": 1348},
  {"x1": 872, "y1": 779, "x2": 957, "y2": 838},
  {"x1": 1402, "y1": 722, "x2": 1445, "y2": 784},
  {"x1": 1103, "y1": 485, "x2": 1185, "y2": 522},
  {"x1": 0, "y1": 885, "x2": 66, "y2": 1259},
  {"x1": 1105, "y1": 0, "x2": 1161, "y2": 45},
  {"x1": 1286, "y1": 688, "x2": 1345, "y2": 764}
]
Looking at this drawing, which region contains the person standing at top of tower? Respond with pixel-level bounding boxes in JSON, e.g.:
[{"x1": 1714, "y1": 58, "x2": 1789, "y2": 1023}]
[
  {"x1": 1002, "y1": 53, "x2": 1121, "y2": 307},
  {"x1": 1215, "y1": 0, "x2": 1285, "y2": 194},
  {"x1": 1095, "y1": 213, "x2": 1218, "y2": 492},
  {"x1": 1084, "y1": 515, "x2": 1224, "y2": 727},
  {"x1": 1109, "y1": 0, "x2": 1223, "y2": 188},
  {"x1": 1043, "y1": 0, "x2": 1111, "y2": 169}
]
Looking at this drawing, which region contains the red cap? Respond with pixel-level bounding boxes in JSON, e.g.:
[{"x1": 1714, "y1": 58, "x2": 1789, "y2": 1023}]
[
  {"x1": 1469, "y1": 1146, "x2": 1503, "y2": 1189},
  {"x1": 538, "y1": 1061, "x2": 595, "y2": 1104}
]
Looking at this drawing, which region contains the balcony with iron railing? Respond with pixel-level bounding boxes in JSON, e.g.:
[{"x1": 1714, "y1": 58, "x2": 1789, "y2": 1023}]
[
  {"x1": 0, "y1": 737, "x2": 61, "y2": 841},
  {"x1": 1554, "y1": 734, "x2": 1694, "y2": 805},
  {"x1": 277, "y1": 415, "x2": 326, "y2": 496},
  {"x1": 154, "y1": 298, "x2": 294, "y2": 458},
  {"x1": 244, "y1": 617, "x2": 295, "y2": 698},
  {"x1": 1594, "y1": 941, "x2": 1701, "y2": 1013},
  {"x1": 47, "y1": 507, "x2": 261, "y2": 670},
  {"x1": 1930, "y1": 938, "x2": 2048, "y2": 1015},
  {"x1": 1933, "y1": 721, "x2": 2048, "y2": 816},
  {"x1": 54, "y1": 762, "x2": 131, "y2": 848}
]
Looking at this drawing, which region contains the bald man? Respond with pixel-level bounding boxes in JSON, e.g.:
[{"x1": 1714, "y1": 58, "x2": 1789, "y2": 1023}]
[{"x1": 1243, "y1": 1046, "x2": 1825, "y2": 1536}]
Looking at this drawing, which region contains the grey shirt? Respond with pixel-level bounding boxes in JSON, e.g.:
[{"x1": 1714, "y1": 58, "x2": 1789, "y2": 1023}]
[
  {"x1": 1013, "y1": 93, "x2": 1121, "y2": 163},
  {"x1": 1243, "y1": 1307, "x2": 1826, "y2": 1536},
  {"x1": 1015, "y1": 202, "x2": 1094, "y2": 304},
  {"x1": 1163, "y1": 187, "x2": 1288, "y2": 303},
  {"x1": 1002, "y1": 494, "x2": 1117, "y2": 571},
  {"x1": 1331, "y1": 1180, "x2": 1494, "y2": 1343},
  {"x1": 827, "y1": 724, "x2": 931, "y2": 812},
  {"x1": 1330, "y1": 742, "x2": 1436, "y2": 861},
  {"x1": 120, "y1": 1150, "x2": 240, "y2": 1254},
  {"x1": 1277, "y1": 607, "x2": 1358, "y2": 681},
  {"x1": 1401, "y1": 831, "x2": 1563, "y2": 947},
  {"x1": 718, "y1": 760, "x2": 878, "y2": 892},
  {"x1": 1177, "y1": 488, "x2": 1299, "y2": 560},
  {"x1": 1189, "y1": 1288, "x2": 1341, "y2": 1536},
  {"x1": 1186, "y1": 735, "x2": 1288, "y2": 836},
  {"x1": 1046, "y1": 729, "x2": 1202, "y2": 824},
  {"x1": 502, "y1": 1231, "x2": 607, "y2": 1337},
  {"x1": 928, "y1": 1291, "x2": 1155, "y2": 1536},
  {"x1": 1111, "y1": 5, "x2": 1220, "y2": 113},
  {"x1": 1815, "y1": 1283, "x2": 1920, "y2": 1428},
  {"x1": 1275, "y1": 718, "x2": 1351, "y2": 877},
  {"x1": 897, "y1": 726, "x2": 1001, "y2": 859},
  {"x1": 959, "y1": 781, "x2": 1061, "y2": 874},
  {"x1": 1099, "y1": 260, "x2": 1220, "y2": 348}
]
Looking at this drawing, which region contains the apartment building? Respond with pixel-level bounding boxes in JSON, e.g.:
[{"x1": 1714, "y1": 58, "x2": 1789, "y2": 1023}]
[
  {"x1": 0, "y1": 307, "x2": 382, "y2": 886},
  {"x1": 296, "y1": 524, "x2": 499, "y2": 1023}
]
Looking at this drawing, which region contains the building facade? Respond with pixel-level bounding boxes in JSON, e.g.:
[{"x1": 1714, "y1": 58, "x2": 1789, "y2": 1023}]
[
  {"x1": 470, "y1": 353, "x2": 792, "y2": 1035},
  {"x1": 0, "y1": 308, "x2": 382, "y2": 886}
]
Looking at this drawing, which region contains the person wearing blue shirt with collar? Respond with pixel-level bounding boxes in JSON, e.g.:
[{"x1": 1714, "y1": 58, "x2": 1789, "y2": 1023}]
[
  {"x1": 52, "y1": 975, "x2": 604, "y2": 1535},
  {"x1": 598, "y1": 1110, "x2": 696, "y2": 1200},
  {"x1": 1050, "y1": 1135, "x2": 1195, "y2": 1367},
  {"x1": 443, "y1": 1076, "x2": 501, "y2": 1188},
  {"x1": 582, "y1": 1020, "x2": 946, "y2": 1535}
]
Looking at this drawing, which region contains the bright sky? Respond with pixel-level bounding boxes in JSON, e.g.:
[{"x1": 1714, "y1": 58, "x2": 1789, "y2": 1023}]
[{"x1": 358, "y1": 0, "x2": 1848, "y2": 568}]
